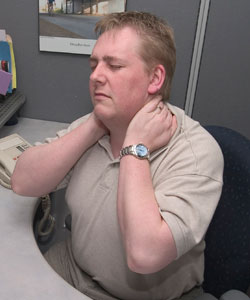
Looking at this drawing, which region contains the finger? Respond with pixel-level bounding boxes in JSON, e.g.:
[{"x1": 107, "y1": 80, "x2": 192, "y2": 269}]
[
  {"x1": 159, "y1": 109, "x2": 175, "y2": 132},
  {"x1": 143, "y1": 96, "x2": 163, "y2": 113},
  {"x1": 170, "y1": 115, "x2": 178, "y2": 135},
  {"x1": 155, "y1": 103, "x2": 164, "y2": 114},
  {"x1": 158, "y1": 105, "x2": 170, "y2": 119},
  {"x1": 151, "y1": 100, "x2": 166, "y2": 116}
]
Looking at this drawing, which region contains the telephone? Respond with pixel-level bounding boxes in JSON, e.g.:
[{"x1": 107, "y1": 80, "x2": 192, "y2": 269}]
[
  {"x1": 0, "y1": 133, "x2": 31, "y2": 189},
  {"x1": 0, "y1": 133, "x2": 55, "y2": 237}
]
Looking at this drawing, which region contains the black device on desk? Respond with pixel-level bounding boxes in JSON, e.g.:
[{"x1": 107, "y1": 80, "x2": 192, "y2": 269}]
[{"x1": 0, "y1": 91, "x2": 26, "y2": 128}]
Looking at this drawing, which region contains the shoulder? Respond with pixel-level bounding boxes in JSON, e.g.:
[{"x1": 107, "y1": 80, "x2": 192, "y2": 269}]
[
  {"x1": 66, "y1": 114, "x2": 90, "y2": 132},
  {"x1": 40, "y1": 114, "x2": 91, "y2": 144},
  {"x1": 156, "y1": 104, "x2": 224, "y2": 182},
  {"x1": 55, "y1": 114, "x2": 90, "y2": 137}
]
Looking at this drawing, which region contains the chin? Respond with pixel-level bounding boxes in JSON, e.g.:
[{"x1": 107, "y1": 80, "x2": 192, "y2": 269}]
[{"x1": 94, "y1": 106, "x2": 113, "y2": 122}]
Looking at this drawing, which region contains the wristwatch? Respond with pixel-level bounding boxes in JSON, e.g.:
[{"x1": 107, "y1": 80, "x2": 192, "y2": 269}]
[{"x1": 119, "y1": 144, "x2": 150, "y2": 160}]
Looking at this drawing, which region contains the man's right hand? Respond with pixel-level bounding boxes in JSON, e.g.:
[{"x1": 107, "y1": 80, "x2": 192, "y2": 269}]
[{"x1": 86, "y1": 112, "x2": 109, "y2": 142}]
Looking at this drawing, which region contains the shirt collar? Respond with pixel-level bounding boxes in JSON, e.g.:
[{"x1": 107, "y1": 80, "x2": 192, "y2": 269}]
[
  {"x1": 98, "y1": 135, "x2": 119, "y2": 162},
  {"x1": 97, "y1": 103, "x2": 182, "y2": 163}
]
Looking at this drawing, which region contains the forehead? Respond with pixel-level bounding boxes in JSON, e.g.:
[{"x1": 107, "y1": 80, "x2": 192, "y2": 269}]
[{"x1": 91, "y1": 27, "x2": 142, "y2": 59}]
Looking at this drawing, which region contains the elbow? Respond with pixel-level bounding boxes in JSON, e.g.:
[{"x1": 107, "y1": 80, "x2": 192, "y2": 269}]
[
  {"x1": 11, "y1": 179, "x2": 40, "y2": 197},
  {"x1": 127, "y1": 254, "x2": 152, "y2": 274},
  {"x1": 126, "y1": 248, "x2": 169, "y2": 275},
  {"x1": 11, "y1": 171, "x2": 20, "y2": 194},
  {"x1": 11, "y1": 174, "x2": 28, "y2": 196},
  {"x1": 11, "y1": 172, "x2": 36, "y2": 197},
  {"x1": 11, "y1": 180, "x2": 21, "y2": 195},
  {"x1": 10, "y1": 157, "x2": 29, "y2": 196},
  {"x1": 126, "y1": 239, "x2": 177, "y2": 274}
]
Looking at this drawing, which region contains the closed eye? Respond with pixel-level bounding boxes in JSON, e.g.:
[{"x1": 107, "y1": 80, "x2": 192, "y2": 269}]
[
  {"x1": 89, "y1": 57, "x2": 98, "y2": 72},
  {"x1": 109, "y1": 64, "x2": 123, "y2": 70},
  {"x1": 90, "y1": 65, "x2": 96, "y2": 72}
]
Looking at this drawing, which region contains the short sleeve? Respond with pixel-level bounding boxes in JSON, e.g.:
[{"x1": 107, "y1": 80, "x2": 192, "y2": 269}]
[
  {"x1": 34, "y1": 114, "x2": 90, "y2": 190},
  {"x1": 151, "y1": 119, "x2": 224, "y2": 258},
  {"x1": 156, "y1": 174, "x2": 223, "y2": 258}
]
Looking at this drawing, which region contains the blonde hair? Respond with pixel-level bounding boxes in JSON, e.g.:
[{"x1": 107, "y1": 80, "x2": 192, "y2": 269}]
[{"x1": 95, "y1": 11, "x2": 176, "y2": 101}]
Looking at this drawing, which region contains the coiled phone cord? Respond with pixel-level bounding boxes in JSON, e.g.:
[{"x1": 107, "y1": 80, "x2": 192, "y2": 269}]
[{"x1": 37, "y1": 194, "x2": 55, "y2": 237}]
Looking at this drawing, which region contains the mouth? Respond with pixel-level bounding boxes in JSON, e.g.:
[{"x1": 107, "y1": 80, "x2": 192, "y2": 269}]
[{"x1": 94, "y1": 92, "x2": 110, "y2": 100}]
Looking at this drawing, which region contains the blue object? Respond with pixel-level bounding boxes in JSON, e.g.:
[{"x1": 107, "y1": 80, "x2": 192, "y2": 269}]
[
  {"x1": 203, "y1": 126, "x2": 250, "y2": 298},
  {"x1": 0, "y1": 41, "x2": 12, "y2": 93}
]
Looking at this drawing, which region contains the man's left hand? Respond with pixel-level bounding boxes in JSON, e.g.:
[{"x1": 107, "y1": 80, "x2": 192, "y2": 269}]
[{"x1": 124, "y1": 97, "x2": 177, "y2": 153}]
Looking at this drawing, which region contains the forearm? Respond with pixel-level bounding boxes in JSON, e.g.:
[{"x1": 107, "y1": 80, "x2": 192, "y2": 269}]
[
  {"x1": 118, "y1": 155, "x2": 177, "y2": 274},
  {"x1": 11, "y1": 120, "x2": 101, "y2": 196}
]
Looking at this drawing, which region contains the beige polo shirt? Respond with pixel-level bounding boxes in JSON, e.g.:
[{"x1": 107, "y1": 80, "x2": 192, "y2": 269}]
[{"x1": 48, "y1": 103, "x2": 223, "y2": 300}]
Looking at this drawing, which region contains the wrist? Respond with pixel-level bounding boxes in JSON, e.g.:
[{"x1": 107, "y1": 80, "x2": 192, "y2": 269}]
[
  {"x1": 120, "y1": 143, "x2": 150, "y2": 161},
  {"x1": 123, "y1": 135, "x2": 143, "y2": 148},
  {"x1": 86, "y1": 116, "x2": 108, "y2": 140}
]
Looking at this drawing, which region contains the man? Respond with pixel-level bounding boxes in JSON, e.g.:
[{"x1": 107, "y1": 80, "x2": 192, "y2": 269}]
[
  {"x1": 47, "y1": 0, "x2": 55, "y2": 16},
  {"x1": 11, "y1": 11, "x2": 224, "y2": 300}
]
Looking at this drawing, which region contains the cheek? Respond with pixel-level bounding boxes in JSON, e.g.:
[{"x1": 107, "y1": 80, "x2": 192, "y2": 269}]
[
  {"x1": 127, "y1": 80, "x2": 149, "y2": 105},
  {"x1": 119, "y1": 88, "x2": 147, "y2": 119},
  {"x1": 123, "y1": 74, "x2": 148, "y2": 96},
  {"x1": 89, "y1": 81, "x2": 95, "y2": 105},
  {"x1": 89, "y1": 80, "x2": 94, "y2": 94}
]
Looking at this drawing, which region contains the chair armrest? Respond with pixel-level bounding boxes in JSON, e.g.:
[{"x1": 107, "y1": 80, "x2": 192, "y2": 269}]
[{"x1": 220, "y1": 290, "x2": 250, "y2": 300}]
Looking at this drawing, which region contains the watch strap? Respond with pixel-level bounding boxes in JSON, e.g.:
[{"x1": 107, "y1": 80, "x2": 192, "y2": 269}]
[{"x1": 119, "y1": 144, "x2": 150, "y2": 160}]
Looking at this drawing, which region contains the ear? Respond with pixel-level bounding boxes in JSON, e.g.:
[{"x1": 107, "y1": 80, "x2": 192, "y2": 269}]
[{"x1": 147, "y1": 64, "x2": 166, "y2": 95}]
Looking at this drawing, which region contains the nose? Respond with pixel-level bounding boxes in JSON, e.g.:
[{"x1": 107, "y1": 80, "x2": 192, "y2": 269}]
[{"x1": 90, "y1": 63, "x2": 106, "y2": 84}]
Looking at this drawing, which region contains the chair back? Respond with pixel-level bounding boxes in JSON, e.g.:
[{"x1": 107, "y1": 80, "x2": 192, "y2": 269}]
[{"x1": 203, "y1": 126, "x2": 250, "y2": 297}]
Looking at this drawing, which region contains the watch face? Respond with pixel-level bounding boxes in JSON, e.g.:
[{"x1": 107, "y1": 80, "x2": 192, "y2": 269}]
[{"x1": 135, "y1": 144, "x2": 148, "y2": 158}]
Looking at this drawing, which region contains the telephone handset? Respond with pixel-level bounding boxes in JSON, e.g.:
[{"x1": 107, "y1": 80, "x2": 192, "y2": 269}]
[
  {"x1": 0, "y1": 133, "x2": 31, "y2": 189},
  {"x1": 0, "y1": 133, "x2": 55, "y2": 237}
]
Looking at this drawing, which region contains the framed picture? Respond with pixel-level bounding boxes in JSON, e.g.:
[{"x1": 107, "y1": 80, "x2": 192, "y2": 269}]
[{"x1": 39, "y1": 0, "x2": 126, "y2": 55}]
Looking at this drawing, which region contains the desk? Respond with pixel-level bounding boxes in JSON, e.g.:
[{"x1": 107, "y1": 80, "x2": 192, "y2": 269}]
[
  {"x1": 0, "y1": 118, "x2": 91, "y2": 300},
  {"x1": 0, "y1": 117, "x2": 69, "y2": 144}
]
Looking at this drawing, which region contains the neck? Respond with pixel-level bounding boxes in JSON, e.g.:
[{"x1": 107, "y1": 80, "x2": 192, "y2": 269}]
[
  {"x1": 99, "y1": 114, "x2": 131, "y2": 159},
  {"x1": 109, "y1": 127, "x2": 127, "y2": 159}
]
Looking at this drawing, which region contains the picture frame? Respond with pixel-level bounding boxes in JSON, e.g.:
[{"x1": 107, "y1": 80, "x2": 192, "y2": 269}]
[{"x1": 39, "y1": 0, "x2": 126, "y2": 55}]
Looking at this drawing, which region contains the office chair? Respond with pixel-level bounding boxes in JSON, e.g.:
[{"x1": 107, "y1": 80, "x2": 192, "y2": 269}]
[
  {"x1": 197, "y1": 126, "x2": 250, "y2": 300},
  {"x1": 64, "y1": 125, "x2": 250, "y2": 300}
]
